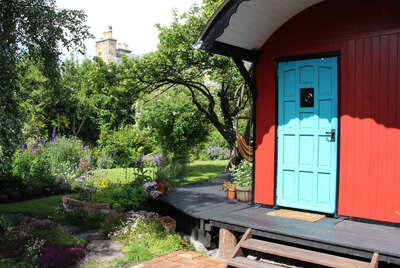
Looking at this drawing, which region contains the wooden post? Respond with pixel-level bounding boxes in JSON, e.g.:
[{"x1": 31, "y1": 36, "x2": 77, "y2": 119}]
[
  {"x1": 370, "y1": 252, "x2": 379, "y2": 268},
  {"x1": 219, "y1": 228, "x2": 237, "y2": 259}
]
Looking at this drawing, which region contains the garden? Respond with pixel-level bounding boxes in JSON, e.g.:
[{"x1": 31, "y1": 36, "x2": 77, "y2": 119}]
[
  {"x1": 0, "y1": 129, "x2": 231, "y2": 267},
  {"x1": 0, "y1": 0, "x2": 254, "y2": 266}
]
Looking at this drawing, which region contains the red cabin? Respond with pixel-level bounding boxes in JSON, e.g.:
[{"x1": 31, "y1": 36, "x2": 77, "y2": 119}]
[{"x1": 197, "y1": 0, "x2": 400, "y2": 225}]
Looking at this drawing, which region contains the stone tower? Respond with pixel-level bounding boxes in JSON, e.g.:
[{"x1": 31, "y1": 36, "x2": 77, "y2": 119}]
[{"x1": 96, "y1": 26, "x2": 117, "y2": 63}]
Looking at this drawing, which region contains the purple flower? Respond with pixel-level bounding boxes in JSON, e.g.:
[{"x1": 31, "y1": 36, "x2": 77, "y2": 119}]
[
  {"x1": 31, "y1": 142, "x2": 36, "y2": 152},
  {"x1": 22, "y1": 142, "x2": 27, "y2": 151},
  {"x1": 41, "y1": 138, "x2": 45, "y2": 146},
  {"x1": 38, "y1": 244, "x2": 87, "y2": 268},
  {"x1": 51, "y1": 129, "x2": 57, "y2": 143}
]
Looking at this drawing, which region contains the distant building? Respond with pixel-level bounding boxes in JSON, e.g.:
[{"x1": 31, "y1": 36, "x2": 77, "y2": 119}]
[{"x1": 96, "y1": 26, "x2": 137, "y2": 64}]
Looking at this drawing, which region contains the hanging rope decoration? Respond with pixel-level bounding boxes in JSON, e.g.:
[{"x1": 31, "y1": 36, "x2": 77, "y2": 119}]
[{"x1": 235, "y1": 116, "x2": 253, "y2": 162}]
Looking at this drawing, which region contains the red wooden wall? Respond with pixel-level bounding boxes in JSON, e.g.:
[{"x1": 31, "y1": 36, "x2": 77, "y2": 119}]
[{"x1": 255, "y1": 0, "x2": 400, "y2": 223}]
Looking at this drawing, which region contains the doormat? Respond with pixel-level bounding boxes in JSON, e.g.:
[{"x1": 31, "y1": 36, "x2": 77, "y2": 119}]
[{"x1": 267, "y1": 209, "x2": 326, "y2": 222}]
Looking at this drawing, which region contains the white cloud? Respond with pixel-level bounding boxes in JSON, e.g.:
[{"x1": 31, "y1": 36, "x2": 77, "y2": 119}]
[{"x1": 56, "y1": 0, "x2": 202, "y2": 59}]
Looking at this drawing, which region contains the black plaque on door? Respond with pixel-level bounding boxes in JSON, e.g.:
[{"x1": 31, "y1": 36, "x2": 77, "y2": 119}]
[{"x1": 300, "y1": 88, "x2": 314, "y2": 107}]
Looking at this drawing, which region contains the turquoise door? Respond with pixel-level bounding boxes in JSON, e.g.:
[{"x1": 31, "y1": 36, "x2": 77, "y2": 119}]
[{"x1": 276, "y1": 57, "x2": 338, "y2": 213}]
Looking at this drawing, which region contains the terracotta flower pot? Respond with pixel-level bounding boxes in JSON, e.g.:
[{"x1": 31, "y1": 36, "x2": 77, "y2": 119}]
[
  {"x1": 157, "y1": 185, "x2": 167, "y2": 196},
  {"x1": 227, "y1": 189, "x2": 236, "y2": 199}
]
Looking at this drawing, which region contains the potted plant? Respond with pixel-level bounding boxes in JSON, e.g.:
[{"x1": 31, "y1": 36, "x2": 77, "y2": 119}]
[
  {"x1": 231, "y1": 161, "x2": 253, "y2": 203},
  {"x1": 222, "y1": 181, "x2": 236, "y2": 199},
  {"x1": 155, "y1": 178, "x2": 173, "y2": 196},
  {"x1": 155, "y1": 169, "x2": 173, "y2": 196}
]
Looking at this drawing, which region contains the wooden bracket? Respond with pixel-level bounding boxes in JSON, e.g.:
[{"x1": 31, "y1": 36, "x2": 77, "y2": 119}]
[{"x1": 233, "y1": 58, "x2": 257, "y2": 98}]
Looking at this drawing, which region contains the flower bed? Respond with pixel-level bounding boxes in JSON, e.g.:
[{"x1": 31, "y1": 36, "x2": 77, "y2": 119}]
[{"x1": 0, "y1": 215, "x2": 87, "y2": 267}]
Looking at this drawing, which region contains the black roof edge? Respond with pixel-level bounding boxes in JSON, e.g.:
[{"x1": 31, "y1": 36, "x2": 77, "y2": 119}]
[
  {"x1": 210, "y1": 41, "x2": 260, "y2": 62},
  {"x1": 194, "y1": 0, "x2": 260, "y2": 62}
]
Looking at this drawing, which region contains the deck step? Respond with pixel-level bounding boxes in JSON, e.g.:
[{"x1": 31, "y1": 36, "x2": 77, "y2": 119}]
[
  {"x1": 241, "y1": 238, "x2": 371, "y2": 268},
  {"x1": 228, "y1": 256, "x2": 282, "y2": 268}
]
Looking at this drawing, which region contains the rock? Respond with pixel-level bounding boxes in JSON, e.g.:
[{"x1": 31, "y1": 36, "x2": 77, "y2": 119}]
[
  {"x1": 58, "y1": 225, "x2": 83, "y2": 235},
  {"x1": 87, "y1": 251, "x2": 125, "y2": 261},
  {"x1": 86, "y1": 240, "x2": 124, "y2": 252},
  {"x1": 76, "y1": 230, "x2": 104, "y2": 242},
  {"x1": 0, "y1": 194, "x2": 8, "y2": 203},
  {"x1": 205, "y1": 248, "x2": 219, "y2": 258},
  {"x1": 32, "y1": 218, "x2": 53, "y2": 228},
  {"x1": 183, "y1": 235, "x2": 207, "y2": 252}
]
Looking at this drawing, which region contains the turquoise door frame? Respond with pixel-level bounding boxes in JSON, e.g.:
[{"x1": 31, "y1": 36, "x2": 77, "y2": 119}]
[{"x1": 276, "y1": 57, "x2": 339, "y2": 214}]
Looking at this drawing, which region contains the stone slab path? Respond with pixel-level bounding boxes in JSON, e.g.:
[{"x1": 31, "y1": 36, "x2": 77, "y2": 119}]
[
  {"x1": 132, "y1": 250, "x2": 226, "y2": 268},
  {"x1": 86, "y1": 240, "x2": 125, "y2": 261}
]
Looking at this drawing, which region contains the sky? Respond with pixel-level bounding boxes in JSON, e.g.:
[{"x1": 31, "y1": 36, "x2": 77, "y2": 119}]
[{"x1": 56, "y1": 0, "x2": 203, "y2": 59}]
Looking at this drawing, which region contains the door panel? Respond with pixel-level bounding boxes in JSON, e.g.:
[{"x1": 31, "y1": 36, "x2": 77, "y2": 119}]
[{"x1": 277, "y1": 57, "x2": 338, "y2": 213}]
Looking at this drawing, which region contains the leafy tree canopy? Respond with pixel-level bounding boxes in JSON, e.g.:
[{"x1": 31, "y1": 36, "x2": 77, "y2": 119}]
[
  {"x1": 136, "y1": 89, "x2": 210, "y2": 164},
  {"x1": 126, "y1": 0, "x2": 252, "y2": 166},
  {"x1": 0, "y1": 0, "x2": 92, "y2": 155}
]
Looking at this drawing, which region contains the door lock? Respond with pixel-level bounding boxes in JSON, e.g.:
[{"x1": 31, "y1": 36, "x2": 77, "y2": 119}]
[{"x1": 325, "y1": 129, "x2": 336, "y2": 142}]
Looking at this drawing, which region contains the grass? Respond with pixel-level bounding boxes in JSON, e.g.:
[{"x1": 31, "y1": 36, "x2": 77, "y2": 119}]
[
  {"x1": 99, "y1": 159, "x2": 228, "y2": 185},
  {"x1": 0, "y1": 195, "x2": 67, "y2": 217},
  {"x1": 182, "y1": 160, "x2": 228, "y2": 184}
]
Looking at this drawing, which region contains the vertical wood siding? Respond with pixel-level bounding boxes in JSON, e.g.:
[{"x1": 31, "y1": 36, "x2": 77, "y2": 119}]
[{"x1": 255, "y1": 0, "x2": 400, "y2": 223}]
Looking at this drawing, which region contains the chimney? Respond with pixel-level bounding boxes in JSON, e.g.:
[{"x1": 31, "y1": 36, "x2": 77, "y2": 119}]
[
  {"x1": 108, "y1": 26, "x2": 113, "y2": 39},
  {"x1": 124, "y1": 43, "x2": 129, "y2": 50}
]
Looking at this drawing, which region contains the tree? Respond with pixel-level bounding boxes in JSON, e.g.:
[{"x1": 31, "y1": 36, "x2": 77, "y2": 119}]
[
  {"x1": 136, "y1": 90, "x2": 210, "y2": 164},
  {"x1": 61, "y1": 56, "x2": 137, "y2": 143},
  {"x1": 126, "y1": 0, "x2": 252, "y2": 167},
  {"x1": 0, "y1": 0, "x2": 92, "y2": 155}
]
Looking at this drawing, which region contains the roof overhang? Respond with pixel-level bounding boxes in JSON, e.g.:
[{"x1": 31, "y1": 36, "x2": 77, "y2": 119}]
[{"x1": 195, "y1": 0, "x2": 324, "y2": 62}]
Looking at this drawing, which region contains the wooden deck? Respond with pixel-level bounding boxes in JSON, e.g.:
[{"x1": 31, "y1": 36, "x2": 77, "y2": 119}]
[{"x1": 152, "y1": 172, "x2": 400, "y2": 265}]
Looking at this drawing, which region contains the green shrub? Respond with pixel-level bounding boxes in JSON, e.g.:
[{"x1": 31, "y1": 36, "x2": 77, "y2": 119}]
[
  {"x1": 81, "y1": 257, "x2": 129, "y2": 268},
  {"x1": 110, "y1": 211, "x2": 184, "y2": 264},
  {"x1": 123, "y1": 242, "x2": 153, "y2": 263},
  {"x1": 0, "y1": 257, "x2": 29, "y2": 268},
  {"x1": 54, "y1": 210, "x2": 106, "y2": 230},
  {"x1": 165, "y1": 162, "x2": 188, "y2": 183},
  {"x1": 100, "y1": 213, "x2": 127, "y2": 234},
  {"x1": 90, "y1": 182, "x2": 147, "y2": 211},
  {"x1": 204, "y1": 128, "x2": 229, "y2": 149},
  {"x1": 12, "y1": 142, "x2": 69, "y2": 197},
  {"x1": 46, "y1": 136, "x2": 90, "y2": 168},
  {"x1": 0, "y1": 154, "x2": 23, "y2": 192},
  {"x1": 33, "y1": 229, "x2": 86, "y2": 247},
  {"x1": 0, "y1": 214, "x2": 20, "y2": 232},
  {"x1": 98, "y1": 125, "x2": 149, "y2": 168},
  {"x1": 231, "y1": 160, "x2": 252, "y2": 187},
  {"x1": 12, "y1": 136, "x2": 96, "y2": 197},
  {"x1": 96, "y1": 152, "x2": 114, "y2": 169}
]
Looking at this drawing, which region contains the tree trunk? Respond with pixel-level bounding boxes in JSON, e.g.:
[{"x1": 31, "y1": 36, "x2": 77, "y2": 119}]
[
  {"x1": 226, "y1": 148, "x2": 243, "y2": 171},
  {"x1": 225, "y1": 115, "x2": 253, "y2": 171}
]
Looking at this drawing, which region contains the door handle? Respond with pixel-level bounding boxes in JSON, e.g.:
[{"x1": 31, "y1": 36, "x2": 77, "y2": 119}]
[{"x1": 325, "y1": 129, "x2": 336, "y2": 142}]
